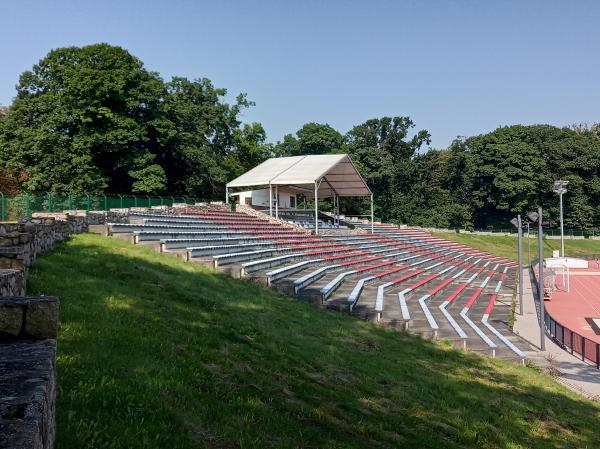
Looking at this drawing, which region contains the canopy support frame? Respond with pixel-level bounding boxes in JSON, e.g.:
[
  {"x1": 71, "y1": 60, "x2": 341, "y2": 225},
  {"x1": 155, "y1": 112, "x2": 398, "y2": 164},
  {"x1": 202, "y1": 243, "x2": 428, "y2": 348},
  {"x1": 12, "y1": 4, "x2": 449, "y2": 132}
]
[
  {"x1": 370, "y1": 194, "x2": 374, "y2": 234},
  {"x1": 314, "y1": 178, "x2": 324, "y2": 235},
  {"x1": 275, "y1": 184, "x2": 279, "y2": 219}
]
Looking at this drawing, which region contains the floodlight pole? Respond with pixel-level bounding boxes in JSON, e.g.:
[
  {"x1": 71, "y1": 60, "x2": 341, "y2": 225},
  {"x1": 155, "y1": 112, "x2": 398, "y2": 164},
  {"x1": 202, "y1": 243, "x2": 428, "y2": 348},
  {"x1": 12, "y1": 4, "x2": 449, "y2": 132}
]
[
  {"x1": 559, "y1": 189, "x2": 565, "y2": 257},
  {"x1": 538, "y1": 207, "x2": 546, "y2": 351},
  {"x1": 517, "y1": 215, "x2": 523, "y2": 316},
  {"x1": 370, "y1": 194, "x2": 374, "y2": 234},
  {"x1": 314, "y1": 181, "x2": 319, "y2": 235},
  {"x1": 553, "y1": 180, "x2": 568, "y2": 257}
]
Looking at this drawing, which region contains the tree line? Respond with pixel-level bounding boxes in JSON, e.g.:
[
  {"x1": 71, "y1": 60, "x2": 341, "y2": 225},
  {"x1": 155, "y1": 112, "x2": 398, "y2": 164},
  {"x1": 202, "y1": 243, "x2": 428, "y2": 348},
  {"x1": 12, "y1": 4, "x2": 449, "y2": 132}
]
[{"x1": 1, "y1": 44, "x2": 599, "y2": 229}]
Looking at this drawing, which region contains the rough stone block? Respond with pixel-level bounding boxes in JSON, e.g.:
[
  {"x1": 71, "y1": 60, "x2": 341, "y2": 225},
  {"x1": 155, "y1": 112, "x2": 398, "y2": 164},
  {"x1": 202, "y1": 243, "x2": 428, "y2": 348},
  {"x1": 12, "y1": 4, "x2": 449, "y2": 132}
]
[
  {"x1": 0, "y1": 303, "x2": 24, "y2": 336},
  {"x1": 0, "y1": 297, "x2": 59, "y2": 339},
  {"x1": 25, "y1": 299, "x2": 59, "y2": 339},
  {"x1": 0, "y1": 339, "x2": 56, "y2": 449}
]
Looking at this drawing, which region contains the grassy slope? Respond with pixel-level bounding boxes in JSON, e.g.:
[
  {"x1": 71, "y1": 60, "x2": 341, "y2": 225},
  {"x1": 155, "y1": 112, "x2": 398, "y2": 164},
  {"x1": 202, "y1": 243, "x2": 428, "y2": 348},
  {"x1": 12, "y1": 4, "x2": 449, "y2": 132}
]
[
  {"x1": 28, "y1": 234, "x2": 600, "y2": 449},
  {"x1": 432, "y1": 232, "x2": 600, "y2": 262}
]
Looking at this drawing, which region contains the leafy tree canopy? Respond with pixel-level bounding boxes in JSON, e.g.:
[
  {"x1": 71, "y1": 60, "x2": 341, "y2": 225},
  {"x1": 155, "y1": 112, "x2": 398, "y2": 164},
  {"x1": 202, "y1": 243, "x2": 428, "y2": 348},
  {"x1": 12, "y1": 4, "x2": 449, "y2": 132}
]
[
  {"x1": 0, "y1": 44, "x2": 268, "y2": 197},
  {"x1": 275, "y1": 122, "x2": 343, "y2": 156}
]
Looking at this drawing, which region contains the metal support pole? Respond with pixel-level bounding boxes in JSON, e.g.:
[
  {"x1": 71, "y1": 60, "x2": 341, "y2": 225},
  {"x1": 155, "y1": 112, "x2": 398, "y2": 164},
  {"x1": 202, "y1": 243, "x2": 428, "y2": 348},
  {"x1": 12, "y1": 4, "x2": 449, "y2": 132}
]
[
  {"x1": 518, "y1": 215, "x2": 523, "y2": 316},
  {"x1": 269, "y1": 183, "x2": 273, "y2": 216},
  {"x1": 527, "y1": 223, "x2": 531, "y2": 265},
  {"x1": 538, "y1": 207, "x2": 546, "y2": 351},
  {"x1": 314, "y1": 182, "x2": 319, "y2": 235},
  {"x1": 25, "y1": 192, "x2": 30, "y2": 218},
  {"x1": 559, "y1": 191, "x2": 565, "y2": 257},
  {"x1": 275, "y1": 185, "x2": 279, "y2": 219},
  {"x1": 1, "y1": 192, "x2": 6, "y2": 222},
  {"x1": 225, "y1": 187, "x2": 229, "y2": 210},
  {"x1": 370, "y1": 194, "x2": 374, "y2": 234}
]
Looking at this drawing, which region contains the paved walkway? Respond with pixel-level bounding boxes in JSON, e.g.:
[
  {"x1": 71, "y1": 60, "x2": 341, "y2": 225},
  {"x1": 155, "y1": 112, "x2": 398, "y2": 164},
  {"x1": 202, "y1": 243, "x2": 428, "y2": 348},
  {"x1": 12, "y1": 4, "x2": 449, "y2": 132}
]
[{"x1": 513, "y1": 269, "x2": 600, "y2": 400}]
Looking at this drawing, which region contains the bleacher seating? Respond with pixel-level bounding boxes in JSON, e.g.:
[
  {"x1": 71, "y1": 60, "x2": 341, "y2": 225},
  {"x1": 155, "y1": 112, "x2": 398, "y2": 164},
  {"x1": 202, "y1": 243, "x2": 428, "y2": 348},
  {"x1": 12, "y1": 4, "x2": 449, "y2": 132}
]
[{"x1": 105, "y1": 207, "x2": 528, "y2": 362}]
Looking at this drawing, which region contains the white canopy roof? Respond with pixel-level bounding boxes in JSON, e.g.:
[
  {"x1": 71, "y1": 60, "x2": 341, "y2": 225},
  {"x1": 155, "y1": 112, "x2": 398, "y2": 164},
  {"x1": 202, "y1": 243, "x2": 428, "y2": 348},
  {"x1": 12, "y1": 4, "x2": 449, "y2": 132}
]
[{"x1": 226, "y1": 154, "x2": 371, "y2": 197}]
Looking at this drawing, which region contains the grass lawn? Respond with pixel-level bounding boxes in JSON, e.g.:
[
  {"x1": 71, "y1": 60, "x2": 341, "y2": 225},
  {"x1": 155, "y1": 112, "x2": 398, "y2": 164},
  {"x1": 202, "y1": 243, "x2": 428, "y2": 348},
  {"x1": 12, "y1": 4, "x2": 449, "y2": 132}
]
[
  {"x1": 432, "y1": 232, "x2": 600, "y2": 262},
  {"x1": 28, "y1": 233, "x2": 600, "y2": 449}
]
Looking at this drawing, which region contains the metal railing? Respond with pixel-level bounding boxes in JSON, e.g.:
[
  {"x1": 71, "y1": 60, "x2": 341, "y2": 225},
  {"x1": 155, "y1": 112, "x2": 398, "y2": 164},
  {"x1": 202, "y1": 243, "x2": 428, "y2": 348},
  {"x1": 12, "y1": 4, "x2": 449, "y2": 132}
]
[
  {"x1": 0, "y1": 192, "x2": 204, "y2": 222},
  {"x1": 531, "y1": 263, "x2": 600, "y2": 369},
  {"x1": 418, "y1": 225, "x2": 600, "y2": 238},
  {"x1": 545, "y1": 313, "x2": 600, "y2": 369}
]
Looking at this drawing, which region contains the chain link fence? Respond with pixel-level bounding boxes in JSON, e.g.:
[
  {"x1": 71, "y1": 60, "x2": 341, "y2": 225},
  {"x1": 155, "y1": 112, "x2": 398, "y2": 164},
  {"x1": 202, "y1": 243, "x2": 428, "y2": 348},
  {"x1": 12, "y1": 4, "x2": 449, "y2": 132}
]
[{"x1": 0, "y1": 192, "x2": 204, "y2": 222}]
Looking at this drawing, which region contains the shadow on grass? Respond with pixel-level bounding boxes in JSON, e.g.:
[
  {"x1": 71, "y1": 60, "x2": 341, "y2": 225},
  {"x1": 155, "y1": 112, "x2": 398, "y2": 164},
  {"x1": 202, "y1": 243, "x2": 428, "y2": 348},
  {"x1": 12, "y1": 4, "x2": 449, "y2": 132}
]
[{"x1": 28, "y1": 234, "x2": 600, "y2": 449}]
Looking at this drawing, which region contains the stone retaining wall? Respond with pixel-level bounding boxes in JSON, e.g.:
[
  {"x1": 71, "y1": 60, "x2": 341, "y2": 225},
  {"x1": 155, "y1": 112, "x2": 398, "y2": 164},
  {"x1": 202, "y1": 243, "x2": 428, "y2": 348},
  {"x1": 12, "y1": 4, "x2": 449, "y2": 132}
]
[
  {"x1": 0, "y1": 205, "x2": 221, "y2": 448},
  {"x1": 0, "y1": 210, "x2": 100, "y2": 449},
  {"x1": 0, "y1": 339, "x2": 57, "y2": 449},
  {"x1": 0, "y1": 269, "x2": 26, "y2": 297}
]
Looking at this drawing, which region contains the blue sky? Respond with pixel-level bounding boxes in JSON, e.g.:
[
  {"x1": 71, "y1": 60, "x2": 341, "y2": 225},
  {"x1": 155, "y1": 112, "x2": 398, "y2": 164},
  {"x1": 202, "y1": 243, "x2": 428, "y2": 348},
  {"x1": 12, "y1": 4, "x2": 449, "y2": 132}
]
[{"x1": 1, "y1": 0, "x2": 598, "y2": 149}]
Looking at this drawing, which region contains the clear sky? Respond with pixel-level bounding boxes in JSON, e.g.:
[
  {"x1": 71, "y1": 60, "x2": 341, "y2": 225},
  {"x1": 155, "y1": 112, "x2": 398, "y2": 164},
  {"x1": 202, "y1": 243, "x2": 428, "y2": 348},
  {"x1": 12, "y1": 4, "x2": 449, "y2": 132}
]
[{"x1": 1, "y1": 0, "x2": 599, "y2": 149}]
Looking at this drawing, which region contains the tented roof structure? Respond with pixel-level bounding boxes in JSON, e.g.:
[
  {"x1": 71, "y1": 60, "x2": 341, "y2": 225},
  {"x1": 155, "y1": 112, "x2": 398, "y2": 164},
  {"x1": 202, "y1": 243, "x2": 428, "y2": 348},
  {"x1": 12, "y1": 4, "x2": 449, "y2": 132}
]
[{"x1": 226, "y1": 154, "x2": 371, "y2": 197}]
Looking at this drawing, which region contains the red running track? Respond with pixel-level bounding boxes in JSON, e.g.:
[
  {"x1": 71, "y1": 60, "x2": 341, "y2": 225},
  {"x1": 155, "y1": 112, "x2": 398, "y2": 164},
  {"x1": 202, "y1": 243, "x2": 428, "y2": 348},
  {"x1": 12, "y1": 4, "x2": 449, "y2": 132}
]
[{"x1": 545, "y1": 268, "x2": 600, "y2": 344}]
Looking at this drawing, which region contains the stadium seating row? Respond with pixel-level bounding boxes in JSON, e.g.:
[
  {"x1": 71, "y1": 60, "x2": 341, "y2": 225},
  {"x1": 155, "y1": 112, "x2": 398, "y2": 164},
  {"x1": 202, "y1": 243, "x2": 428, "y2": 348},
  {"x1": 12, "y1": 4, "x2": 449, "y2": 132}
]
[{"x1": 106, "y1": 208, "x2": 527, "y2": 362}]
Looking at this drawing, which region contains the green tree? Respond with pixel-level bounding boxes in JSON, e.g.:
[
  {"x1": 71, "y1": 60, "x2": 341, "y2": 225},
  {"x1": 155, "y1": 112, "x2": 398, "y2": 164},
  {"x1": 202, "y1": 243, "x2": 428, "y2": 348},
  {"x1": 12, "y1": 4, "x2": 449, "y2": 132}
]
[
  {"x1": 0, "y1": 43, "x2": 168, "y2": 194},
  {"x1": 436, "y1": 125, "x2": 600, "y2": 228},
  {"x1": 160, "y1": 77, "x2": 266, "y2": 198},
  {"x1": 344, "y1": 117, "x2": 430, "y2": 221},
  {"x1": 275, "y1": 123, "x2": 343, "y2": 156}
]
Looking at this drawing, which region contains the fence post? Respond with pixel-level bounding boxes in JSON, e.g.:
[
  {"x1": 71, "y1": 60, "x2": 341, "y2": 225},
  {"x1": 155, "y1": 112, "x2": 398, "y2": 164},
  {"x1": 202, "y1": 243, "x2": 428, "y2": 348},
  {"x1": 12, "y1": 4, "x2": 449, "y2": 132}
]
[
  {"x1": 68, "y1": 194, "x2": 73, "y2": 210},
  {"x1": 118, "y1": 194, "x2": 123, "y2": 209},
  {"x1": 146, "y1": 195, "x2": 151, "y2": 208},
  {"x1": 46, "y1": 192, "x2": 52, "y2": 212},
  {"x1": 25, "y1": 192, "x2": 30, "y2": 218},
  {"x1": 158, "y1": 195, "x2": 163, "y2": 206},
  {"x1": 102, "y1": 194, "x2": 107, "y2": 211},
  {"x1": 596, "y1": 343, "x2": 599, "y2": 369},
  {"x1": 582, "y1": 337, "x2": 586, "y2": 362},
  {"x1": 0, "y1": 192, "x2": 5, "y2": 222},
  {"x1": 134, "y1": 195, "x2": 138, "y2": 208},
  {"x1": 571, "y1": 330, "x2": 574, "y2": 354},
  {"x1": 86, "y1": 194, "x2": 91, "y2": 211}
]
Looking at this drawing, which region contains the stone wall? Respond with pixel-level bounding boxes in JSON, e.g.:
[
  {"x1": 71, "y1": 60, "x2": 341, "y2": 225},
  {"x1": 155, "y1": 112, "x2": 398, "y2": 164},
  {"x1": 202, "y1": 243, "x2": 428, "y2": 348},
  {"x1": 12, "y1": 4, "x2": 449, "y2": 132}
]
[
  {"x1": 0, "y1": 269, "x2": 26, "y2": 297},
  {"x1": 0, "y1": 338, "x2": 57, "y2": 449},
  {"x1": 0, "y1": 206, "x2": 206, "y2": 448},
  {"x1": 0, "y1": 211, "x2": 96, "y2": 449}
]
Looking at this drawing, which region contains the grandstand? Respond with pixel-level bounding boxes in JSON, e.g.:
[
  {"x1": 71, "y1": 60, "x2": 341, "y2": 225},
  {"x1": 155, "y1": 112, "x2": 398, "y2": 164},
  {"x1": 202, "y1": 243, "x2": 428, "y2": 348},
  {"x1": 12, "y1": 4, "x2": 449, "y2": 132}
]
[{"x1": 104, "y1": 205, "x2": 530, "y2": 362}]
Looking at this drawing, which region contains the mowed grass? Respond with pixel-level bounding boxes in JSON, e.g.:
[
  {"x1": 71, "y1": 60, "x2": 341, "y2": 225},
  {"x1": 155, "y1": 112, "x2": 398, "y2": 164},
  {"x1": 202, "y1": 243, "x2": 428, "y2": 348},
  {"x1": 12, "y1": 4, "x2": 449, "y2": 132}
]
[
  {"x1": 433, "y1": 232, "x2": 600, "y2": 262},
  {"x1": 28, "y1": 234, "x2": 600, "y2": 449}
]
